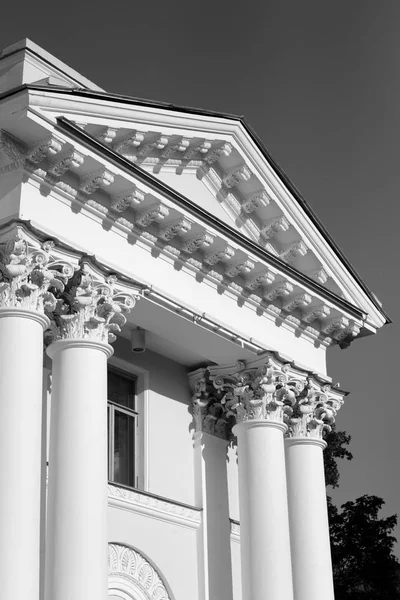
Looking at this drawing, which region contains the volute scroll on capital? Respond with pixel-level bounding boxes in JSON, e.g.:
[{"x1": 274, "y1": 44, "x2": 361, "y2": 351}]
[
  {"x1": 0, "y1": 226, "x2": 142, "y2": 345},
  {"x1": 0, "y1": 228, "x2": 77, "y2": 315},
  {"x1": 45, "y1": 262, "x2": 142, "y2": 346},
  {"x1": 189, "y1": 355, "x2": 345, "y2": 442}
]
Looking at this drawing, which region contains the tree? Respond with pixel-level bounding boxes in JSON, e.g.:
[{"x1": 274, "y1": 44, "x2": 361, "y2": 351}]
[
  {"x1": 324, "y1": 425, "x2": 353, "y2": 488},
  {"x1": 324, "y1": 427, "x2": 400, "y2": 599},
  {"x1": 329, "y1": 495, "x2": 400, "y2": 599}
]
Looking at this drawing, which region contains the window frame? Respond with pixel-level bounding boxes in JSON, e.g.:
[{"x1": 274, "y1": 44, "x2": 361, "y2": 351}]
[
  {"x1": 107, "y1": 365, "x2": 138, "y2": 489},
  {"x1": 107, "y1": 357, "x2": 149, "y2": 491}
]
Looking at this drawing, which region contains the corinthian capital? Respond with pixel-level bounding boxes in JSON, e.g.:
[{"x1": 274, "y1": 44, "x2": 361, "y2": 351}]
[
  {"x1": 189, "y1": 369, "x2": 229, "y2": 439},
  {"x1": 0, "y1": 227, "x2": 76, "y2": 314},
  {"x1": 285, "y1": 380, "x2": 342, "y2": 439},
  {"x1": 49, "y1": 263, "x2": 141, "y2": 345},
  {"x1": 210, "y1": 361, "x2": 295, "y2": 423},
  {"x1": 189, "y1": 354, "x2": 345, "y2": 441}
]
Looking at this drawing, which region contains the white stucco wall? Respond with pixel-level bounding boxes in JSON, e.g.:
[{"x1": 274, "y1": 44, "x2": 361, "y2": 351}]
[
  {"x1": 108, "y1": 506, "x2": 200, "y2": 600},
  {"x1": 112, "y1": 339, "x2": 196, "y2": 506},
  {"x1": 153, "y1": 170, "x2": 237, "y2": 228}
]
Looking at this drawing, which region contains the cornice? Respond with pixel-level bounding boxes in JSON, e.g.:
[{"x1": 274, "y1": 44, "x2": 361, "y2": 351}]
[
  {"x1": 108, "y1": 484, "x2": 201, "y2": 530},
  {"x1": 0, "y1": 116, "x2": 367, "y2": 348}
]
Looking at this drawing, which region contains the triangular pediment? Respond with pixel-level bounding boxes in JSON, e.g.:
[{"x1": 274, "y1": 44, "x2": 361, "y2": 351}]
[{"x1": 0, "y1": 40, "x2": 389, "y2": 344}]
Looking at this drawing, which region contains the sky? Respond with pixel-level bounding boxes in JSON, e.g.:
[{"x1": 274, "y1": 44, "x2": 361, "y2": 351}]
[{"x1": 1, "y1": 0, "x2": 399, "y2": 550}]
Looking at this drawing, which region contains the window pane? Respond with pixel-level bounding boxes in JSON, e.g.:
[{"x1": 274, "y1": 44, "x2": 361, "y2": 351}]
[
  {"x1": 108, "y1": 370, "x2": 135, "y2": 410},
  {"x1": 113, "y1": 409, "x2": 135, "y2": 487}
]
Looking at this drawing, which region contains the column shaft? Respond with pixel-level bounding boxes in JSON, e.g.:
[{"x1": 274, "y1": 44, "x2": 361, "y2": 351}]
[
  {"x1": 234, "y1": 420, "x2": 294, "y2": 600},
  {"x1": 0, "y1": 309, "x2": 48, "y2": 600},
  {"x1": 46, "y1": 339, "x2": 112, "y2": 600},
  {"x1": 285, "y1": 438, "x2": 334, "y2": 600},
  {"x1": 194, "y1": 432, "x2": 233, "y2": 600}
]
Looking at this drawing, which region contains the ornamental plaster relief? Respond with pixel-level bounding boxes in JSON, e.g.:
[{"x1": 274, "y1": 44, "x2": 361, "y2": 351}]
[
  {"x1": 0, "y1": 125, "x2": 363, "y2": 348},
  {"x1": 45, "y1": 262, "x2": 141, "y2": 345},
  {"x1": 0, "y1": 226, "x2": 77, "y2": 314},
  {"x1": 108, "y1": 544, "x2": 172, "y2": 600},
  {"x1": 108, "y1": 485, "x2": 201, "y2": 529},
  {"x1": 189, "y1": 353, "x2": 345, "y2": 441},
  {"x1": 0, "y1": 224, "x2": 141, "y2": 345}
]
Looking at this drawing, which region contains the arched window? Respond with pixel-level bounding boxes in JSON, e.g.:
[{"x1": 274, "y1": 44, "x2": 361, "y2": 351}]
[{"x1": 108, "y1": 543, "x2": 174, "y2": 600}]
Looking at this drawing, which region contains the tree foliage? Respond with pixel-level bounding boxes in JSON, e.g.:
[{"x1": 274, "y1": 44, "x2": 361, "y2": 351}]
[
  {"x1": 324, "y1": 425, "x2": 353, "y2": 488},
  {"x1": 324, "y1": 427, "x2": 400, "y2": 599}
]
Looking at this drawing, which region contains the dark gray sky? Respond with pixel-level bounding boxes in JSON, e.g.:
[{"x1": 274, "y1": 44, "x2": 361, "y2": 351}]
[{"x1": 1, "y1": 1, "x2": 399, "y2": 550}]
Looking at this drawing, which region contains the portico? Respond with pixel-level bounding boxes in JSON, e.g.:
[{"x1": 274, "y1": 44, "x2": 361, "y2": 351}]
[{"x1": 0, "y1": 39, "x2": 389, "y2": 600}]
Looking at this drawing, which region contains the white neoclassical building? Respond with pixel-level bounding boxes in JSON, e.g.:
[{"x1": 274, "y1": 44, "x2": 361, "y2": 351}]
[{"x1": 0, "y1": 39, "x2": 389, "y2": 600}]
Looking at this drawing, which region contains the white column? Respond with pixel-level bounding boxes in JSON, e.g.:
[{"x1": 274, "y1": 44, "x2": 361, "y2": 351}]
[
  {"x1": 0, "y1": 227, "x2": 72, "y2": 600},
  {"x1": 193, "y1": 432, "x2": 233, "y2": 600},
  {"x1": 285, "y1": 438, "x2": 335, "y2": 600},
  {"x1": 46, "y1": 339, "x2": 112, "y2": 600},
  {"x1": 0, "y1": 308, "x2": 49, "y2": 600},
  {"x1": 44, "y1": 265, "x2": 138, "y2": 600},
  {"x1": 233, "y1": 419, "x2": 294, "y2": 600}
]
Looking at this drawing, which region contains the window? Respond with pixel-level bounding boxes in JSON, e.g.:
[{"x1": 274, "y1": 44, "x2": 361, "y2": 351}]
[{"x1": 107, "y1": 368, "x2": 137, "y2": 488}]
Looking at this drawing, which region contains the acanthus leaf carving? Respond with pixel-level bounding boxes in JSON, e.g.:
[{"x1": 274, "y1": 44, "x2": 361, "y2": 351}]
[
  {"x1": 189, "y1": 356, "x2": 345, "y2": 441},
  {"x1": 245, "y1": 269, "x2": 275, "y2": 291},
  {"x1": 26, "y1": 136, "x2": 63, "y2": 165},
  {"x1": 48, "y1": 148, "x2": 85, "y2": 178},
  {"x1": 261, "y1": 216, "x2": 290, "y2": 240},
  {"x1": 204, "y1": 142, "x2": 232, "y2": 164},
  {"x1": 189, "y1": 371, "x2": 229, "y2": 439},
  {"x1": 225, "y1": 258, "x2": 255, "y2": 278},
  {"x1": 96, "y1": 127, "x2": 118, "y2": 144},
  {"x1": 0, "y1": 229, "x2": 77, "y2": 315},
  {"x1": 242, "y1": 190, "x2": 270, "y2": 214},
  {"x1": 283, "y1": 292, "x2": 312, "y2": 312},
  {"x1": 285, "y1": 380, "x2": 342, "y2": 439},
  {"x1": 137, "y1": 135, "x2": 169, "y2": 157},
  {"x1": 184, "y1": 140, "x2": 212, "y2": 160},
  {"x1": 303, "y1": 304, "x2": 331, "y2": 323},
  {"x1": 136, "y1": 202, "x2": 170, "y2": 227},
  {"x1": 280, "y1": 241, "x2": 308, "y2": 264},
  {"x1": 110, "y1": 187, "x2": 146, "y2": 213},
  {"x1": 48, "y1": 265, "x2": 140, "y2": 345},
  {"x1": 108, "y1": 543, "x2": 171, "y2": 600},
  {"x1": 264, "y1": 281, "x2": 294, "y2": 301},
  {"x1": 181, "y1": 232, "x2": 214, "y2": 254},
  {"x1": 159, "y1": 217, "x2": 192, "y2": 241},
  {"x1": 161, "y1": 136, "x2": 191, "y2": 158},
  {"x1": 113, "y1": 131, "x2": 146, "y2": 153},
  {"x1": 204, "y1": 244, "x2": 235, "y2": 266},
  {"x1": 222, "y1": 165, "x2": 252, "y2": 188},
  {"x1": 79, "y1": 168, "x2": 114, "y2": 195}
]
